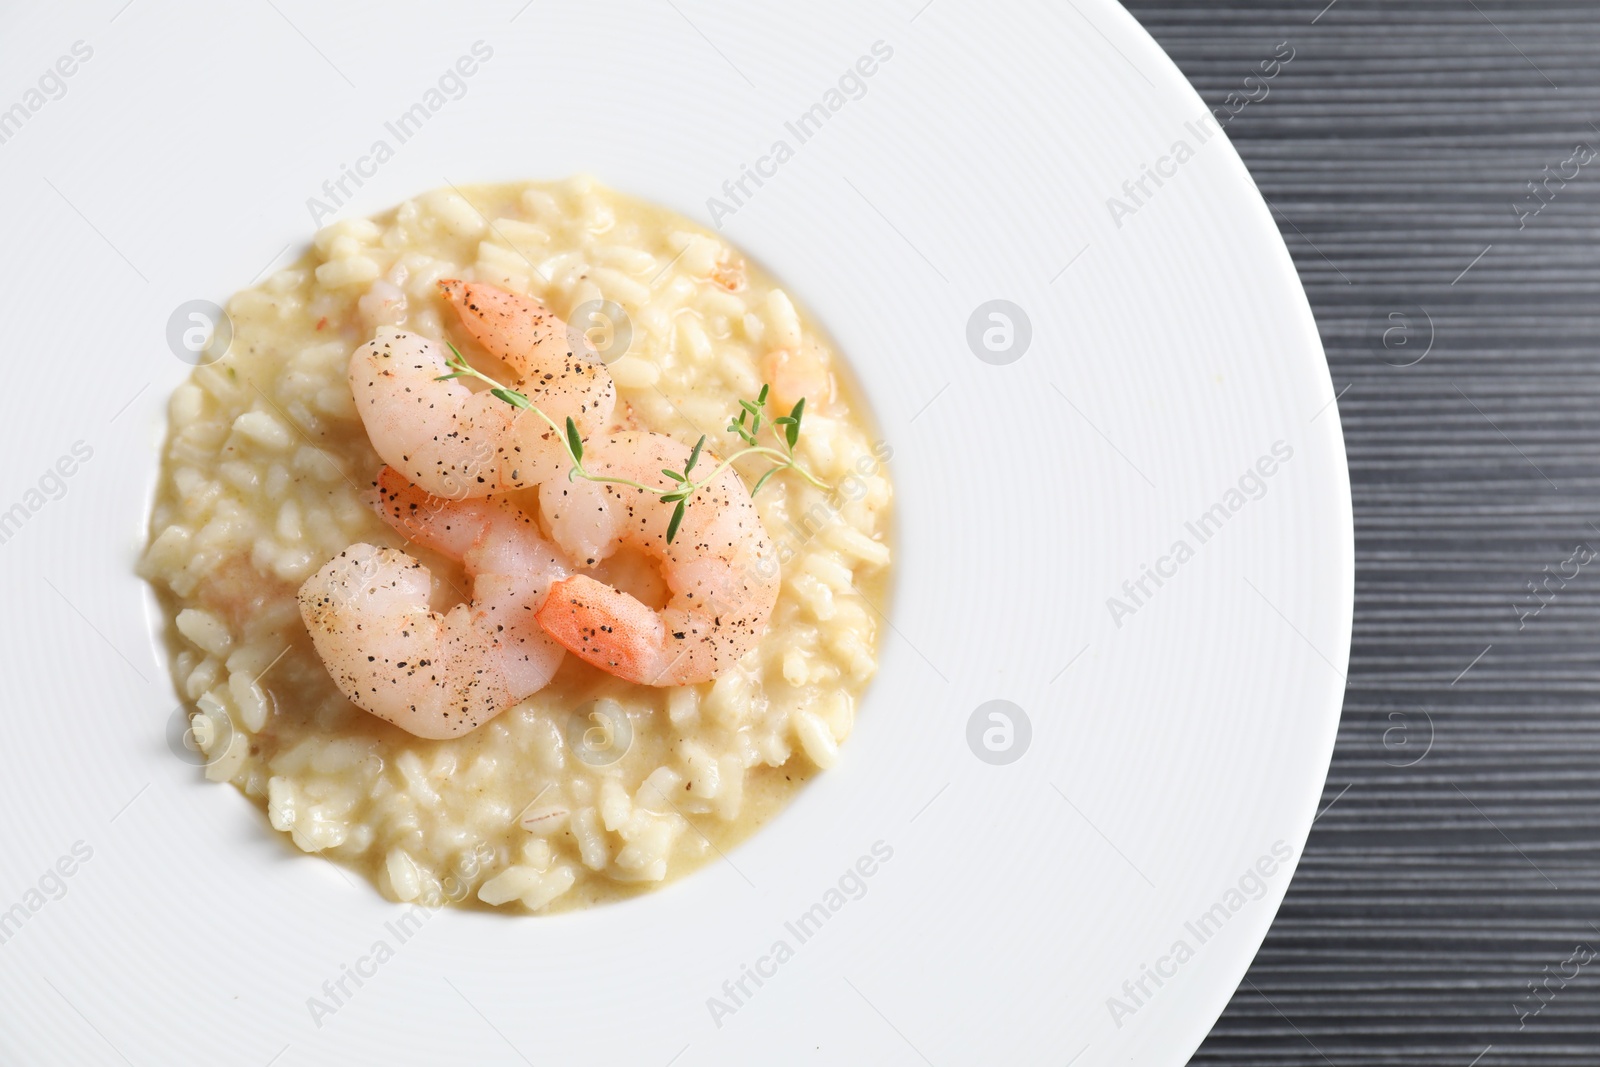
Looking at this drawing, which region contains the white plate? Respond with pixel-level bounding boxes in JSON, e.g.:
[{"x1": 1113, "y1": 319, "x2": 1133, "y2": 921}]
[{"x1": 0, "y1": 2, "x2": 1350, "y2": 1063}]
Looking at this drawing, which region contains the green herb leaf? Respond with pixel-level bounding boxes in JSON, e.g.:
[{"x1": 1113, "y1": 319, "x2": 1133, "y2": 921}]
[
  {"x1": 565, "y1": 417, "x2": 584, "y2": 463},
  {"x1": 660, "y1": 490, "x2": 687, "y2": 503},
  {"x1": 750, "y1": 467, "x2": 780, "y2": 497},
  {"x1": 786, "y1": 397, "x2": 804, "y2": 448},
  {"x1": 738, "y1": 399, "x2": 761, "y2": 416},
  {"x1": 666, "y1": 499, "x2": 687, "y2": 544},
  {"x1": 661, "y1": 468, "x2": 686, "y2": 482},
  {"x1": 757, "y1": 383, "x2": 769, "y2": 404},
  {"x1": 491, "y1": 388, "x2": 531, "y2": 409},
  {"x1": 686, "y1": 435, "x2": 706, "y2": 474}
]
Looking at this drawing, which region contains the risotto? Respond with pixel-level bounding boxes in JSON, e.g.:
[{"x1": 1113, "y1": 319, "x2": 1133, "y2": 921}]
[{"x1": 141, "y1": 178, "x2": 893, "y2": 912}]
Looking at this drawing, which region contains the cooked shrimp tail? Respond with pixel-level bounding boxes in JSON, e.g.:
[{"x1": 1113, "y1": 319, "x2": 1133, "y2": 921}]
[
  {"x1": 536, "y1": 431, "x2": 779, "y2": 685},
  {"x1": 439, "y1": 279, "x2": 582, "y2": 376}
]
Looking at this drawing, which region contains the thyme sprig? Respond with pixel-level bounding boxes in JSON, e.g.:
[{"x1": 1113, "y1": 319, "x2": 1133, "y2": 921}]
[
  {"x1": 437, "y1": 342, "x2": 533, "y2": 409},
  {"x1": 435, "y1": 348, "x2": 827, "y2": 542}
]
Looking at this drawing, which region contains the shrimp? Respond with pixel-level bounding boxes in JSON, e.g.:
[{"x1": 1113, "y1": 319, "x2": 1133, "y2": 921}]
[
  {"x1": 296, "y1": 466, "x2": 571, "y2": 739},
  {"x1": 348, "y1": 280, "x2": 616, "y2": 499},
  {"x1": 762, "y1": 335, "x2": 833, "y2": 413},
  {"x1": 536, "y1": 431, "x2": 780, "y2": 686}
]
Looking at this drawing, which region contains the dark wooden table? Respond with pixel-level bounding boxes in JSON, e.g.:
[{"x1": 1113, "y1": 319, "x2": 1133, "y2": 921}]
[{"x1": 1118, "y1": 2, "x2": 1600, "y2": 1063}]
